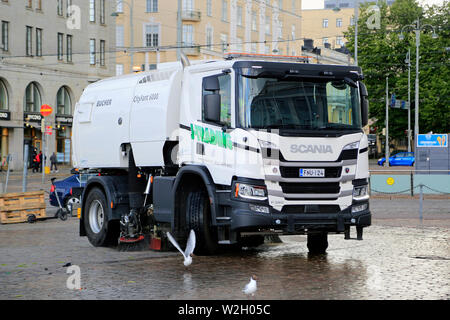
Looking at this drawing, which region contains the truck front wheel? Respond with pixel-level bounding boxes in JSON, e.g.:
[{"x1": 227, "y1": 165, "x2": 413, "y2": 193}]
[
  {"x1": 84, "y1": 187, "x2": 117, "y2": 247},
  {"x1": 307, "y1": 232, "x2": 328, "y2": 254},
  {"x1": 187, "y1": 191, "x2": 218, "y2": 255}
]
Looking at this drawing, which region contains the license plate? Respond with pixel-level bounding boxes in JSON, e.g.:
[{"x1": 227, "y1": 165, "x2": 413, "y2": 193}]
[{"x1": 299, "y1": 168, "x2": 325, "y2": 177}]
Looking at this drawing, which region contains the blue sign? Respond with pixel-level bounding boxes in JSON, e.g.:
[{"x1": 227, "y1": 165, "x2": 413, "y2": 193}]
[{"x1": 417, "y1": 134, "x2": 448, "y2": 148}]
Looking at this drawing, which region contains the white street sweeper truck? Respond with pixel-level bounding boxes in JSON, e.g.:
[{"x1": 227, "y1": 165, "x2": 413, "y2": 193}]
[{"x1": 72, "y1": 53, "x2": 371, "y2": 254}]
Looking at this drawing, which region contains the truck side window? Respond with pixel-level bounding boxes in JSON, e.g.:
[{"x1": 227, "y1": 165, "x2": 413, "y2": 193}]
[{"x1": 202, "y1": 74, "x2": 231, "y2": 126}]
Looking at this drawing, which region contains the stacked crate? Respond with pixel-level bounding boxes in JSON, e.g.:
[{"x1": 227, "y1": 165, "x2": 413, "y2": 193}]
[{"x1": 0, "y1": 191, "x2": 46, "y2": 224}]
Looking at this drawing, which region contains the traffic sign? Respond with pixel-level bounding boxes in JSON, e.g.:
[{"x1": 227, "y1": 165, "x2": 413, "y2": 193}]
[
  {"x1": 391, "y1": 100, "x2": 410, "y2": 109},
  {"x1": 45, "y1": 125, "x2": 53, "y2": 135},
  {"x1": 40, "y1": 104, "x2": 53, "y2": 117}
]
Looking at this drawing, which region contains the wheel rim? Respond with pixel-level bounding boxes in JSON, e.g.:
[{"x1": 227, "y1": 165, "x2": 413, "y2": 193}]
[
  {"x1": 88, "y1": 200, "x2": 104, "y2": 234},
  {"x1": 66, "y1": 197, "x2": 79, "y2": 210}
]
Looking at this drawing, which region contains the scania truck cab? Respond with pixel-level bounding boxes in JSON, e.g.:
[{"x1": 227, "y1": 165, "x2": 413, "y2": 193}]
[{"x1": 73, "y1": 54, "x2": 370, "y2": 254}]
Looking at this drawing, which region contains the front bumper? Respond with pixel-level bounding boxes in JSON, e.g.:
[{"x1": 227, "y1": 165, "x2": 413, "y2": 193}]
[{"x1": 217, "y1": 191, "x2": 370, "y2": 235}]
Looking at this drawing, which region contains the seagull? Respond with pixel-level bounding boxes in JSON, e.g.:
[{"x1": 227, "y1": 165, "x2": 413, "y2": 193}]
[
  {"x1": 167, "y1": 230, "x2": 196, "y2": 267},
  {"x1": 243, "y1": 275, "x2": 258, "y2": 297}
]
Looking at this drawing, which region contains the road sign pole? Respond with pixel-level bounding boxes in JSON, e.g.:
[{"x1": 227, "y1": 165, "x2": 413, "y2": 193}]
[
  {"x1": 385, "y1": 77, "x2": 389, "y2": 167},
  {"x1": 41, "y1": 117, "x2": 45, "y2": 184}
]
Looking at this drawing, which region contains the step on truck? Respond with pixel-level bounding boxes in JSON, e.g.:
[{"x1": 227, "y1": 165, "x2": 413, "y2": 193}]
[{"x1": 73, "y1": 53, "x2": 371, "y2": 254}]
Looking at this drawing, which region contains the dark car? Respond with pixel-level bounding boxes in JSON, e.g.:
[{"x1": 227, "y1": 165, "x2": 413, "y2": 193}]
[{"x1": 49, "y1": 174, "x2": 95, "y2": 210}]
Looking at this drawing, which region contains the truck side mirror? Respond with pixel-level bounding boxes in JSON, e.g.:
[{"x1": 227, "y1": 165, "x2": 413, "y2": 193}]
[
  {"x1": 203, "y1": 77, "x2": 220, "y2": 92},
  {"x1": 359, "y1": 82, "x2": 369, "y2": 127},
  {"x1": 204, "y1": 94, "x2": 221, "y2": 123}
]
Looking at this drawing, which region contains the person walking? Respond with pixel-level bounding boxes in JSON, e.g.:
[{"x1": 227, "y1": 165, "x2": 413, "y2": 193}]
[
  {"x1": 50, "y1": 152, "x2": 58, "y2": 173},
  {"x1": 38, "y1": 151, "x2": 43, "y2": 173},
  {"x1": 33, "y1": 151, "x2": 40, "y2": 173}
]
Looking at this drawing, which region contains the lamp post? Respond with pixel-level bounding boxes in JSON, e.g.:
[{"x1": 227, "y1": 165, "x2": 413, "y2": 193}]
[
  {"x1": 112, "y1": 0, "x2": 134, "y2": 73},
  {"x1": 399, "y1": 19, "x2": 438, "y2": 151}
]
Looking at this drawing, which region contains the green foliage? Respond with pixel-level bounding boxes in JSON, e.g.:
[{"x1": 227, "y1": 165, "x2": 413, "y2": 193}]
[{"x1": 344, "y1": 0, "x2": 450, "y2": 138}]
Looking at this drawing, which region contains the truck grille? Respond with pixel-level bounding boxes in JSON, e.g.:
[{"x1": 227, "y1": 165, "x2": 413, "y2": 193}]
[
  {"x1": 279, "y1": 166, "x2": 342, "y2": 178},
  {"x1": 281, "y1": 205, "x2": 341, "y2": 214},
  {"x1": 279, "y1": 182, "x2": 340, "y2": 194}
]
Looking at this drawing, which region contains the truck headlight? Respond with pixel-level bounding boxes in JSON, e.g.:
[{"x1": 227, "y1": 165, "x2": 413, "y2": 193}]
[
  {"x1": 353, "y1": 185, "x2": 369, "y2": 201},
  {"x1": 343, "y1": 141, "x2": 360, "y2": 150},
  {"x1": 234, "y1": 183, "x2": 268, "y2": 201}
]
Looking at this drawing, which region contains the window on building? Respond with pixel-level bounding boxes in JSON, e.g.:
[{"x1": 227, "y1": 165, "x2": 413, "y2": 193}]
[
  {"x1": 182, "y1": 24, "x2": 193, "y2": 46},
  {"x1": 202, "y1": 73, "x2": 231, "y2": 126},
  {"x1": 57, "y1": 0, "x2": 63, "y2": 16},
  {"x1": 1, "y1": 21, "x2": 9, "y2": 51},
  {"x1": 67, "y1": 35, "x2": 72, "y2": 62},
  {"x1": 145, "y1": 24, "x2": 159, "y2": 47},
  {"x1": 336, "y1": 36, "x2": 344, "y2": 46},
  {"x1": 336, "y1": 18, "x2": 342, "y2": 27},
  {"x1": 251, "y1": 42, "x2": 257, "y2": 54},
  {"x1": 37, "y1": 0, "x2": 42, "y2": 11},
  {"x1": 264, "y1": 45, "x2": 270, "y2": 54},
  {"x1": 57, "y1": 33, "x2": 64, "y2": 60},
  {"x1": 236, "y1": 37, "x2": 243, "y2": 52},
  {"x1": 100, "y1": 40, "x2": 105, "y2": 66},
  {"x1": 221, "y1": 0, "x2": 227, "y2": 22},
  {"x1": 26, "y1": 26, "x2": 33, "y2": 56},
  {"x1": 90, "y1": 39, "x2": 96, "y2": 65},
  {"x1": 66, "y1": 0, "x2": 72, "y2": 17},
  {"x1": 206, "y1": 26, "x2": 213, "y2": 50},
  {"x1": 220, "y1": 33, "x2": 227, "y2": 52},
  {"x1": 36, "y1": 28, "x2": 42, "y2": 57},
  {"x1": 207, "y1": 0, "x2": 212, "y2": 16},
  {"x1": 26, "y1": 0, "x2": 32, "y2": 9},
  {"x1": 56, "y1": 86, "x2": 71, "y2": 115},
  {"x1": 237, "y1": 5, "x2": 243, "y2": 26},
  {"x1": 340, "y1": 3, "x2": 349, "y2": 8},
  {"x1": 116, "y1": 0, "x2": 123, "y2": 12},
  {"x1": 251, "y1": 11, "x2": 257, "y2": 31},
  {"x1": 323, "y1": 37, "x2": 329, "y2": 45},
  {"x1": 291, "y1": 0, "x2": 296, "y2": 12},
  {"x1": 146, "y1": 0, "x2": 158, "y2": 12},
  {"x1": 350, "y1": 17, "x2": 355, "y2": 26},
  {"x1": 323, "y1": 19, "x2": 328, "y2": 28},
  {"x1": 278, "y1": 0, "x2": 283, "y2": 9},
  {"x1": 100, "y1": 0, "x2": 106, "y2": 24},
  {"x1": 89, "y1": 0, "x2": 96, "y2": 22},
  {"x1": 0, "y1": 79, "x2": 8, "y2": 110},
  {"x1": 116, "y1": 64, "x2": 124, "y2": 76},
  {"x1": 24, "y1": 82, "x2": 42, "y2": 112},
  {"x1": 265, "y1": 15, "x2": 270, "y2": 35},
  {"x1": 116, "y1": 25, "x2": 124, "y2": 47}
]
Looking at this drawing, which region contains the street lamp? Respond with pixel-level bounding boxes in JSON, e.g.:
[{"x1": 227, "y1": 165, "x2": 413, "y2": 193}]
[
  {"x1": 111, "y1": 0, "x2": 134, "y2": 73},
  {"x1": 399, "y1": 19, "x2": 438, "y2": 152}
]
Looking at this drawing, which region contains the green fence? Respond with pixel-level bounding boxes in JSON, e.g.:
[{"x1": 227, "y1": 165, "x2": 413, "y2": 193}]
[{"x1": 370, "y1": 173, "x2": 450, "y2": 195}]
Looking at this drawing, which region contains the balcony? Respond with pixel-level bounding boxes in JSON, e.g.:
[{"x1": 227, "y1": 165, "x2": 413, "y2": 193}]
[
  {"x1": 181, "y1": 10, "x2": 201, "y2": 21},
  {"x1": 181, "y1": 43, "x2": 201, "y2": 56}
]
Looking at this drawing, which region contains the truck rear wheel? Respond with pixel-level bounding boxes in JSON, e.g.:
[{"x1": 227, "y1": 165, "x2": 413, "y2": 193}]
[
  {"x1": 84, "y1": 187, "x2": 117, "y2": 247},
  {"x1": 187, "y1": 191, "x2": 218, "y2": 255},
  {"x1": 307, "y1": 232, "x2": 328, "y2": 254}
]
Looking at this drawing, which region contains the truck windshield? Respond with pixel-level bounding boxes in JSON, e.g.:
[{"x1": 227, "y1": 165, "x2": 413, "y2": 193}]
[{"x1": 237, "y1": 73, "x2": 362, "y2": 131}]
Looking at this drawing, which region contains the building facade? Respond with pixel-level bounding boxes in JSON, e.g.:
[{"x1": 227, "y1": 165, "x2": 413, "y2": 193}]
[
  {"x1": 0, "y1": 0, "x2": 115, "y2": 171},
  {"x1": 114, "y1": 0, "x2": 304, "y2": 74}
]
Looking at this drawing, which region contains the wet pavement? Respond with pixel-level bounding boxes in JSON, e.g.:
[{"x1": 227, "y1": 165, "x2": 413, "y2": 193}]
[{"x1": 0, "y1": 197, "x2": 449, "y2": 300}]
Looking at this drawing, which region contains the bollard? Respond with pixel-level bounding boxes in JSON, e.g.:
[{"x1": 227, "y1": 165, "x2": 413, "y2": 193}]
[
  {"x1": 419, "y1": 184, "x2": 423, "y2": 224},
  {"x1": 410, "y1": 171, "x2": 414, "y2": 197},
  {"x1": 23, "y1": 144, "x2": 29, "y2": 192}
]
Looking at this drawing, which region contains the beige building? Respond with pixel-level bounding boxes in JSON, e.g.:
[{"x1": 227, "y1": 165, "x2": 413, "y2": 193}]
[
  {"x1": 114, "y1": 0, "x2": 305, "y2": 74},
  {"x1": 0, "y1": 0, "x2": 115, "y2": 171},
  {"x1": 301, "y1": 7, "x2": 355, "y2": 50}
]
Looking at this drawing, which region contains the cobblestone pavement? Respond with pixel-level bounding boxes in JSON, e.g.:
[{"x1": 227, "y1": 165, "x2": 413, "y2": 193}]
[{"x1": 0, "y1": 197, "x2": 449, "y2": 300}]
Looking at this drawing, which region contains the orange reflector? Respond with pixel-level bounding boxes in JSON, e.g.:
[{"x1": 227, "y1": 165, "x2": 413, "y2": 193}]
[
  {"x1": 150, "y1": 176, "x2": 154, "y2": 183},
  {"x1": 235, "y1": 183, "x2": 239, "y2": 198},
  {"x1": 137, "y1": 174, "x2": 141, "y2": 178},
  {"x1": 77, "y1": 208, "x2": 81, "y2": 219},
  {"x1": 110, "y1": 201, "x2": 113, "y2": 208}
]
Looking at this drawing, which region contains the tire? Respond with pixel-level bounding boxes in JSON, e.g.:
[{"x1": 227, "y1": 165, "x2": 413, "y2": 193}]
[
  {"x1": 186, "y1": 191, "x2": 218, "y2": 255},
  {"x1": 307, "y1": 232, "x2": 328, "y2": 254},
  {"x1": 83, "y1": 187, "x2": 117, "y2": 247}
]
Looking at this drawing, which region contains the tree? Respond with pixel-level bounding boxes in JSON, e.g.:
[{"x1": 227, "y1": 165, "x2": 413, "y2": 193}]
[{"x1": 344, "y1": 0, "x2": 449, "y2": 141}]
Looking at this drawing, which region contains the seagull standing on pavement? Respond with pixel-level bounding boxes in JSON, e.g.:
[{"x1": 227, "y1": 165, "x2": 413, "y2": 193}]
[
  {"x1": 167, "y1": 230, "x2": 196, "y2": 267},
  {"x1": 243, "y1": 275, "x2": 258, "y2": 297}
]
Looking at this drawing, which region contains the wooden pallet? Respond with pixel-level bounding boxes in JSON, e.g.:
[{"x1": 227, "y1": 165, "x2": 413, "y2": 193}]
[{"x1": 0, "y1": 191, "x2": 47, "y2": 224}]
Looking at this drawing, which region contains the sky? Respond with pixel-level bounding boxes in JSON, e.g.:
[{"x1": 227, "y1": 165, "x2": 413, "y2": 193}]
[{"x1": 302, "y1": 0, "x2": 447, "y2": 9}]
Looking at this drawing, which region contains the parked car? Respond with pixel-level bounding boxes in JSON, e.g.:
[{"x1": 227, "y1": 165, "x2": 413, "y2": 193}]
[
  {"x1": 49, "y1": 174, "x2": 95, "y2": 210},
  {"x1": 378, "y1": 152, "x2": 415, "y2": 166}
]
